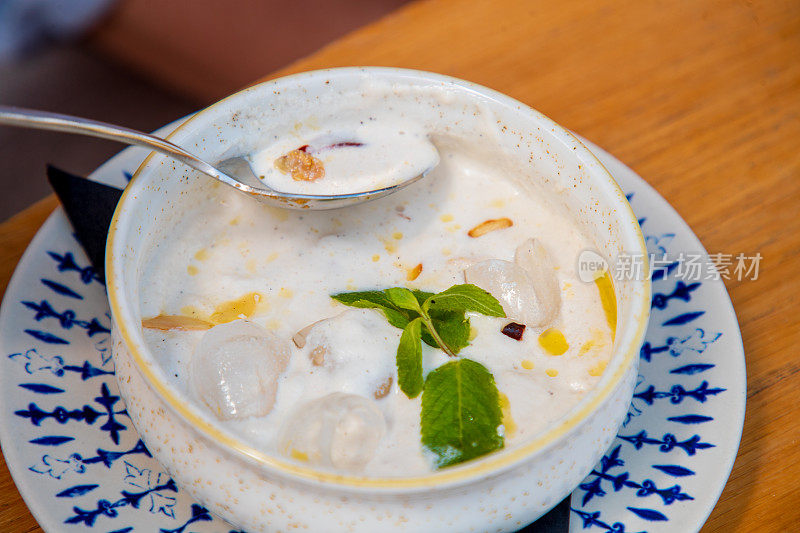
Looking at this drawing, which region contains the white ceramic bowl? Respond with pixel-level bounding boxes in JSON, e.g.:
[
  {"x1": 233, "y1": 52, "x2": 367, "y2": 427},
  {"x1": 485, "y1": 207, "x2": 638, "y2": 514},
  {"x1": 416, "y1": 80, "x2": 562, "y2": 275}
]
[{"x1": 107, "y1": 67, "x2": 650, "y2": 532}]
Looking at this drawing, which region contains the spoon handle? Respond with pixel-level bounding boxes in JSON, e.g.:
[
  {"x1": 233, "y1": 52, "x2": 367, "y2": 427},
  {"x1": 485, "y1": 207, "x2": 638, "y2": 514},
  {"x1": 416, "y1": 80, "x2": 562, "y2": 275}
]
[{"x1": 0, "y1": 106, "x2": 235, "y2": 186}]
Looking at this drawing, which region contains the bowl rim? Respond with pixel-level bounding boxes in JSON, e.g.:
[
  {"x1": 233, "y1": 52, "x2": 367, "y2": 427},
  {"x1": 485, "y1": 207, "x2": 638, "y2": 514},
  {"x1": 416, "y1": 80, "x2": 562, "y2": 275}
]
[{"x1": 106, "y1": 66, "x2": 651, "y2": 490}]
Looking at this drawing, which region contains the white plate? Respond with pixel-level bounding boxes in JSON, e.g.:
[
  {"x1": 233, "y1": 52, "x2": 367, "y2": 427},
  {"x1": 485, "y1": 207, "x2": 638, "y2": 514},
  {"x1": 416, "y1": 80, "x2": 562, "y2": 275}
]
[{"x1": 0, "y1": 132, "x2": 745, "y2": 532}]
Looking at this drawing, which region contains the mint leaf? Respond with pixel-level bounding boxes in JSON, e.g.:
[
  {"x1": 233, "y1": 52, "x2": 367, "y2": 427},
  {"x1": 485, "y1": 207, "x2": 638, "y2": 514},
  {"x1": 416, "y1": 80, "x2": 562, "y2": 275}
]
[
  {"x1": 424, "y1": 284, "x2": 506, "y2": 317},
  {"x1": 385, "y1": 287, "x2": 423, "y2": 313},
  {"x1": 421, "y1": 358, "x2": 504, "y2": 468},
  {"x1": 332, "y1": 290, "x2": 414, "y2": 330},
  {"x1": 331, "y1": 290, "x2": 393, "y2": 308},
  {"x1": 429, "y1": 310, "x2": 471, "y2": 355},
  {"x1": 397, "y1": 318, "x2": 424, "y2": 398}
]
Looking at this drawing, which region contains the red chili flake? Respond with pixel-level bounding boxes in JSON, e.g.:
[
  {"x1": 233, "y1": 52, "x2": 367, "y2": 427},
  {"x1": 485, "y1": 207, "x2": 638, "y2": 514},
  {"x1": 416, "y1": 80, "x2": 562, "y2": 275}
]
[
  {"x1": 297, "y1": 144, "x2": 310, "y2": 152},
  {"x1": 501, "y1": 322, "x2": 526, "y2": 341}
]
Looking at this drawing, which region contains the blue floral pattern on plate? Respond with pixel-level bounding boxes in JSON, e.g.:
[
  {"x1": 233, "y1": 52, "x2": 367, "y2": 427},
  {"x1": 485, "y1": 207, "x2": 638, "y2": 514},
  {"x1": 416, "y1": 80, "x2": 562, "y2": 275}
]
[{"x1": 0, "y1": 137, "x2": 745, "y2": 532}]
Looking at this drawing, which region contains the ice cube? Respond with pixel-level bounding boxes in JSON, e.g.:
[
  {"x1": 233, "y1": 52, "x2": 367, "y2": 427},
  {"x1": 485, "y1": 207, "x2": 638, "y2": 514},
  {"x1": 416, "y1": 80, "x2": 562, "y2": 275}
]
[
  {"x1": 278, "y1": 392, "x2": 386, "y2": 471},
  {"x1": 514, "y1": 238, "x2": 561, "y2": 325},
  {"x1": 463, "y1": 239, "x2": 561, "y2": 327},
  {"x1": 190, "y1": 319, "x2": 290, "y2": 420},
  {"x1": 465, "y1": 259, "x2": 541, "y2": 324}
]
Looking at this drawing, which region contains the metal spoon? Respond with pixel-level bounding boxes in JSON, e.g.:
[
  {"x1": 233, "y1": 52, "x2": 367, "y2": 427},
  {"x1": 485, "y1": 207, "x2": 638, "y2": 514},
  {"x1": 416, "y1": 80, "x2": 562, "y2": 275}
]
[{"x1": 0, "y1": 106, "x2": 429, "y2": 210}]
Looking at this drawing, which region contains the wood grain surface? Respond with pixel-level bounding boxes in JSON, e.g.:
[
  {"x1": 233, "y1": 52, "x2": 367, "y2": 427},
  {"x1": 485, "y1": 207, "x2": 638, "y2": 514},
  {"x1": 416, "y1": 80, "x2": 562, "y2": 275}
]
[{"x1": 2, "y1": 0, "x2": 798, "y2": 531}]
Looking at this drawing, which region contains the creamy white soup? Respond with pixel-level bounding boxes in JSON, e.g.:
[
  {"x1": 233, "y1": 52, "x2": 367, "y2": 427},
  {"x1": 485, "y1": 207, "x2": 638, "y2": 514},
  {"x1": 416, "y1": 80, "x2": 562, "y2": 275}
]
[{"x1": 138, "y1": 101, "x2": 616, "y2": 477}]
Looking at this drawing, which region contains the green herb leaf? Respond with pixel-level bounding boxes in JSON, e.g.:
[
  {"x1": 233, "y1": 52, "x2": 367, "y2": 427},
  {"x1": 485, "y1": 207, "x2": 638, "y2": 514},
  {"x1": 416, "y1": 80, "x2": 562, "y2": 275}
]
[
  {"x1": 331, "y1": 290, "x2": 414, "y2": 330},
  {"x1": 385, "y1": 287, "x2": 423, "y2": 313},
  {"x1": 331, "y1": 290, "x2": 393, "y2": 308},
  {"x1": 424, "y1": 284, "x2": 506, "y2": 317},
  {"x1": 429, "y1": 310, "x2": 471, "y2": 355},
  {"x1": 421, "y1": 358, "x2": 504, "y2": 468},
  {"x1": 396, "y1": 318, "x2": 424, "y2": 398}
]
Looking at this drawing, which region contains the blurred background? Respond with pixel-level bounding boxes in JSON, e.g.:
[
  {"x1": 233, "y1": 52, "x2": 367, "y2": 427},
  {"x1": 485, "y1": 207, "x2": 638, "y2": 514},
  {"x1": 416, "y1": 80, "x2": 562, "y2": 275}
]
[{"x1": 0, "y1": 0, "x2": 409, "y2": 221}]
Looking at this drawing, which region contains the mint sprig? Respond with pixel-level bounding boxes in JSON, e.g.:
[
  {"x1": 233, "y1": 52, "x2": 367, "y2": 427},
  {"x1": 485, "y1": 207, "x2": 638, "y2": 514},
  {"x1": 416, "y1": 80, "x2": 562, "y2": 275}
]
[
  {"x1": 332, "y1": 283, "x2": 507, "y2": 468},
  {"x1": 333, "y1": 284, "x2": 503, "y2": 356}
]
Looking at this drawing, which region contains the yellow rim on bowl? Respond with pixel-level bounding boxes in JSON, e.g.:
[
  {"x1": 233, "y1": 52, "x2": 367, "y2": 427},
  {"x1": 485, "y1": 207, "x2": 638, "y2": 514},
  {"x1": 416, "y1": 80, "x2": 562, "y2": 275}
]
[{"x1": 106, "y1": 67, "x2": 651, "y2": 490}]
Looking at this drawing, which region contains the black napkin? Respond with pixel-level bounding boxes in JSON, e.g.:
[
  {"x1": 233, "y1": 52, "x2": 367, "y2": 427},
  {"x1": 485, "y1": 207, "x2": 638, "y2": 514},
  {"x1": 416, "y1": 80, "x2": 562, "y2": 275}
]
[
  {"x1": 46, "y1": 165, "x2": 572, "y2": 532},
  {"x1": 47, "y1": 165, "x2": 123, "y2": 282}
]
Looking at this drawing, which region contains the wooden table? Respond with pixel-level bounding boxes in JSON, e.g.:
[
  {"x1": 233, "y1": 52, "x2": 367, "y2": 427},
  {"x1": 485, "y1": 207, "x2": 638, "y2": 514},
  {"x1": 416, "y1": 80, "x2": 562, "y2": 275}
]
[{"x1": 2, "y1": 0, "x2": 798, "y2": 530}]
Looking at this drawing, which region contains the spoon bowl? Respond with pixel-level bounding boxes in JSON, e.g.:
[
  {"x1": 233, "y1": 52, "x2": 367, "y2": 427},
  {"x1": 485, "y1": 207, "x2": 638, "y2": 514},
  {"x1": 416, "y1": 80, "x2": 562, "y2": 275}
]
[
  {"x1": 214, "y1": 154, "x2": 429, "y2": 209},
  {"x1": 0, "y1": 106, "x2": 431, "y2": 210}
]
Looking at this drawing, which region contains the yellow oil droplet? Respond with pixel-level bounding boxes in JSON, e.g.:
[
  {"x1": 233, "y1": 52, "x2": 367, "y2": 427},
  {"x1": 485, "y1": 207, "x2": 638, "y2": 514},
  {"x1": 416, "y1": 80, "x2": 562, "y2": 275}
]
[
  {"x1": 180, "y1": 305, "x2": 203, "y2": 319},
  {"x1": 187, "y1": 265, "x2": 199, "y2": 276},
  {"x1": 446, "y1": 224, "x2": 462, "y2": 233},
  {"x1": 538, "y1": 328, "x2": 569, "y2": 355},
  {"x1": 392, "y1": 232, "x2": 403, "y2": 240},
  {"x1": 439, "y1": 213, "x2": 454, "y2": 222},
  {"x1": 490, "y1": 198, "x2": 506, "y2": 208},
  {"x1": 264, "y1": 318, "x2": 281, "y2": 330},
  {"x1": 595, "y1": 271, "x2": 617, "y2": 339},
  {"x1": 521, "y1": 359, "x2": 534, "y2": 370},
  {"x1": 279, "y1": 287, "x2": 293, "y2": 298},
  {"x1": 229, "y1": 216, "x2": 241, "y2": 226},
  {"x1": 210, "y1": 292, "x2": 261, "y2": 324},
  {"x1": 468, "y1": 326, "x2": 478, "y2": 341},
  {"x1": 245, "y1": 258, "x2": 257, "y2": 273},
  {"x1": 194, "y1": 248, "x2": 209, "y2": 261},
  {"x1": 498, "y1": 393, "x2": 517, "y2": 438},
  {"x1": 290, "y1": 448, "x2": 308, "y2": 462},
  {"x1": 589, "y1": 361, "x2": 608, "y2": 377},
  {"x1": 383, "y1": 242, "x2": 397, "y2": 253},
  {"x1": 578, "y1": 341, "x2": 595, "y2": 356},
  {"x1": 372, "y1": 254, "x2": 380, "y2": 262},
  {"x1": 579, "y1": 329, "x2": 607, "y2": 356},
  {"x1": 265, "y1": 251, "x2": 279, "y2": 263},
  {"x1": 546, "y1": 368, "x2": 559, "y2": 377},
  {"x1": 442, "y1": 247, "x2": 452, "y2": 256}
]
